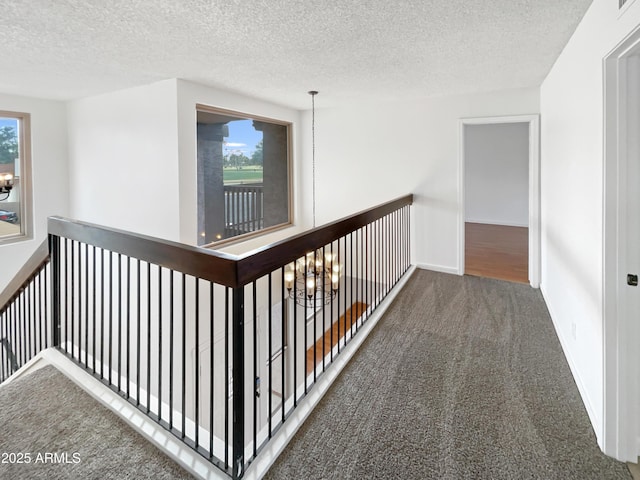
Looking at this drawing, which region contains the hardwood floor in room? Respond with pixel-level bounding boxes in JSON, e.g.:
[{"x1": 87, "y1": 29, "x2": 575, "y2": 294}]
[{"x1": 465, "y1": 222, "x2": 528, "y2": 284}]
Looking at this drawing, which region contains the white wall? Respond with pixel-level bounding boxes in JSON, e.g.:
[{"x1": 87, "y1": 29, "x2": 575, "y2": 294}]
[
  {"x1": 67, "y1": 80, "x2": 180, "y2": 240},
  {"x1": 0, "y1": 93, "x2": 68, "y2": 293},
  {"x1": 175, "y1": 80, "x2": 301, "y2": 246},
  {"x1": 540, "y1": 0, "x2": 640, "y2": 452},
  {"x1": 302, "y1": 88, "x2": 539, "y2": 274},
  {"x1": 464, "y1": 123, "x2": 529, "y2": 227},
  {"x1": 67, "y1": 79, "x2": 302, "y2": 249}
]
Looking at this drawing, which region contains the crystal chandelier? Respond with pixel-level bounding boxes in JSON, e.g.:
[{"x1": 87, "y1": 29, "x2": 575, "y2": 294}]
[
  {"x1": 284, "y1": 250, "x2": 342, "y2": 306},
  {"x1": 285, "y1": 91, "x2": 343, "y2": 307}
]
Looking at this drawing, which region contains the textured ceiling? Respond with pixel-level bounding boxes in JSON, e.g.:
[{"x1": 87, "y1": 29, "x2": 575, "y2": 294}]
[{"x1": 0, "y1": 0, "x2": 592, "y2": 109}]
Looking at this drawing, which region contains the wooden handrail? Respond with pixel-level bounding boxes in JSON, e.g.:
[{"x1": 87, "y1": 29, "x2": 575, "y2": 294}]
[
  {"x1": 0, "y1": 238, "x2": 49, "y2": 311},
  {"x1": 235, "y1": 194, "x2": 413, "y2": 285},
  {"x1": 48, "y1": 217, "x2": 241, "y2": 287},
  {"x1": 47, "y1": 194, "x2": 413, "y2": 288}
]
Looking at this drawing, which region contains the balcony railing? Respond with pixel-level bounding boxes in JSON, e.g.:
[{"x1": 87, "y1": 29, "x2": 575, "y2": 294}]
[
  {"x1": 0, "y1": 194, "x2": 413, "y2": 478},
  {"x1": 224, "y1": 183, "x2": 263, "y2": 237}
]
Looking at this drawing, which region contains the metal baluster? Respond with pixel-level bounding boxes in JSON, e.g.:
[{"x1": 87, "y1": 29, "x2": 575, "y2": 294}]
[
  {"x1": 126, "y1": 258, "x2": 131, "y2": 399},
  {"x1": 62, "y1": 238, "x2": 68, "y2": 354},
  {"x1": 29, "y1": 277, "x2": 34, "y2": 360},
  {"x1": 224, "y1": 287, "x2": 229, "y2": 468},
  {"x1": 365, "y1": 224, "x2": 369, "y2": 321},
  {"x1": 118, "y1": 253, "x2": 122, "y2": 390},
  {"x1": 100, "y1": 248, "x2": 105, "y2": 379},
  {"x1": 85, "y1": 243, "x2": 89, "y2": 365},
  {"x1": 70, "y1": 240, "x2": 75, "y2": 358},
  {"x1": 304, "y1": 259, "x2": 308, "y2": 393},
  {"x1": 45, "y1": 261, "x2": 50, "y2": 349},
  {"x1": 386, "y1": 215, "x2": 389, "y2": 295},
  {"x1": 195, "y1": 278, "x2": 200, "y2": 450},
  {"x1": 147, "y1": 263, "x2": 152, "y2": 414},
  {"x1": 393, "y1": 212, "x2": 397, "y2": 284},
  {"x1": 232, "y1": 286, "x2": 245, "y2": 478},
  {"x1": 268, "y1": 273, "x2": 273, "y2": 438},
  {"x1": 280, "y1": 266, "x2": 286, "y2": 424},
  {"x1": 108, "y1": 250, "x2": 112, "y2": 384},
  {"x1": 408, "y1": 206, "x2": 412, "y2": 271},
  {"x1": 181, "y1": 273, "x2": 186, "y2": 436},
  {"x1": 22, "y1": 288, "x2": 26, "y2": 364},
  {"x1": 8, "y1": 303, "x2": 14, "y2": 374},
  {"x1": 1, "y1": 312, "x2": 6, "y2": 381},
  {"x1": 252, "y1": 281, "x2": 257, "y2": 458},
  {"x1": 169, "y1": 269, "x2": 174, "y2": 429},
  {"x1": 92, "y1": 246, "x2": 96, "y2": 373},
  {"x1": 356, "y1": 230, "x2": 360, "y2": 332},
  {"x1": 209, "y1": 281, "x2": 215, "y2": 460},
  {"x1": 330, "y1": 243, "x2": 334, "y2": 363},
  {"x1": 372, "y1": 221, "x2": 376, "y2": 308},
  {"x1": 137, "y1": 259, "x2": 141, "y2": 406},
  {"x1": 322, "y1": 245, "x2": 326, "y2": 372},
  {"x1": 350, "y1": 232, "x2": 354, "y2": 338},
  {"x1": 313, "y1": 254, "x2": 317, "y2": 382},
  {"x1": 293, "y1": 261, "x2": 298, "y2": 405},
  {"x1": 158, "y1": 265, "x2": 163, "y2": 422}
]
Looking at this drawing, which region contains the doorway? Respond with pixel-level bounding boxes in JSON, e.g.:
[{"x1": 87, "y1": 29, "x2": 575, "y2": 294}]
[
  {"x1": 459, "y1": 116, "x2": 540, "y2": 287},
  {"x1": 603, "y1": 26, "x2": 640, "y2": 462}
]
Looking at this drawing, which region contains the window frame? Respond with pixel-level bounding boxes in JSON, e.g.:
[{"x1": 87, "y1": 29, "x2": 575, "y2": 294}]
[
  {"x1": 0, "y1": 110, "x2": 32, "y2": 245},
  {"x1": 196, "y1": 104, "x2": 294, "y2": 248}
]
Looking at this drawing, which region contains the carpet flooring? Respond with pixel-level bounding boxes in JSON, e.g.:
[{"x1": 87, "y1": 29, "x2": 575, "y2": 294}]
[
  {"x1": 265, "y1": 269, "x2": 632, "y2": 480},
  {"x1": 0, "y1": 365, "x2": 193, "y2": 479}
]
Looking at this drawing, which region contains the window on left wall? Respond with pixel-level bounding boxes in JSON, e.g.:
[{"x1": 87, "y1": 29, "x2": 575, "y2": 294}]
[{"x1": 0, "y1": 111, "x2": 31, "y2": 243}]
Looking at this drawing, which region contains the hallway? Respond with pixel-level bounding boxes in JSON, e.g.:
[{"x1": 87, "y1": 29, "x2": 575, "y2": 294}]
[{"x1": 266, "y1": 269, "x2": 630, "y2": 479}]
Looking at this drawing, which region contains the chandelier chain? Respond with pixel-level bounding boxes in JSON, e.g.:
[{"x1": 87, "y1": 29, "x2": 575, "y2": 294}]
[
  {"x1": 310, "y1": 91, "x2": 316, "y2": 228},
  {"x1": 284, "y1": 91, "x2": 342, "y2": 308}
]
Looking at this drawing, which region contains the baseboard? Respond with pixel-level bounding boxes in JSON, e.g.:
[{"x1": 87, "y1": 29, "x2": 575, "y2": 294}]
[
  {"x1": 0, "y1": 353, "x2": 50, "y2": 387},
  {"x1": 540, "y1": 283, "x2": 602, "y2": 442},
  {"x1": 415, "y1": 263, "x2": 459, "y2": 275},
  {"x1": 465, "y1": 219, "x2": 528, "y2": 228}
]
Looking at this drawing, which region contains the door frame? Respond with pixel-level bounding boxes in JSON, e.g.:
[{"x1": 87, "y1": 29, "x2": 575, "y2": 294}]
[
  {"x1": 603, "y1": 25, "x2": 640, "y2": 462},
  {"x1": 458, "y1": 115, "x2": 541, "y2": 288}
]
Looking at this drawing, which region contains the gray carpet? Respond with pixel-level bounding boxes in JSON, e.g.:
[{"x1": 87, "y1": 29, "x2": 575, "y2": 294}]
[
  {"x1": 0, "y1": 365, "x2": 193, "y2": 479},
  {"x1": 265, "y1": 269, "x2": 632, "y2": 480}
]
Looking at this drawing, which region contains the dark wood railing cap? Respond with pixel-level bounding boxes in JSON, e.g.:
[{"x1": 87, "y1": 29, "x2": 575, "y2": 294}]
[
  {"x1": 47, "y1": 217, "x2": 240, "y2": 286},
  {"x1": 236, "y1": 194, "x2": 413, "y2": 285},
  {"x1": 46, "y1": 194, "x2": 413, "y2": 288}
]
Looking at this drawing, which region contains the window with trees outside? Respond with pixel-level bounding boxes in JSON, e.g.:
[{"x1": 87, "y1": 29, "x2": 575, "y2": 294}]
[
  {"x1": 196, "y1": 105, "x2": 291, "y2": 246},
  {"x1": 0, "y1": 111, "x2": 31, "y2": 243}
]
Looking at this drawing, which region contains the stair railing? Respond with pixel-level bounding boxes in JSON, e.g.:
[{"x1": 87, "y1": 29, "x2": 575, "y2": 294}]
[
  {"x1": 1, "y1": 194, "x2": 413, "y2": 479},
  {"x1": 0, "y1": 239, "x2": 50, "y2": 383}
]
